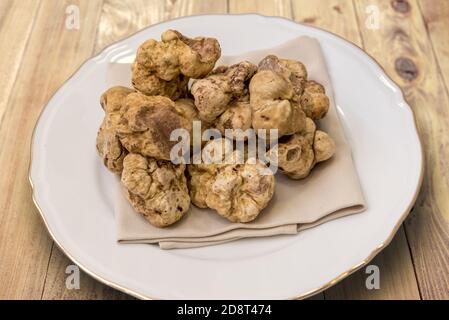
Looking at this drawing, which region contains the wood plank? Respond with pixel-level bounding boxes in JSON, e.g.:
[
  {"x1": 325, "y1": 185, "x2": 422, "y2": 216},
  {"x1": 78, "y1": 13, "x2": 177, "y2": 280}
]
[
  {"x1": 0, "y1": 0, "x2": 104, "y2": 299},
  {"x1": 170, "y1": 0, "x2": 227, "y2": 16},
  {"x1": 418, "y1": 0, "x2": 449, "y2": 98},
  {"x1": 229, "y1": 0, "x2": 292, "y2": 16},
  {"x1": 42, "y1": 0, "x2": 228, "y2": 300},
  {"x1": 354, "y1": 0, "x2": 449, "y2": 300},
  {"x1": 292, "y1": 0, "x2": 421, "y2": 299},
  {"x1": 94, "y1": 0, "x2": 169, "y2": 53},
  {"x1": 326, "y1": 229, "x2": 420, "y2": 299},
  {"x1": 0, "y1": 0, "x2": 41, "y2": 128},
  {"x1": 292, "y1": 0, "x2": 361, "y2": 46},
  {"x1": 42, "y1": 246, "x2": 133, "y2": 300}
]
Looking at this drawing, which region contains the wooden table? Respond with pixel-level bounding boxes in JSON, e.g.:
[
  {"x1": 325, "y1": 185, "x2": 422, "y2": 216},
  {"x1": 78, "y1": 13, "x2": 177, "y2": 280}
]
[{"x1": 0, "y1": 0, "x2": 448, "y2": 300}]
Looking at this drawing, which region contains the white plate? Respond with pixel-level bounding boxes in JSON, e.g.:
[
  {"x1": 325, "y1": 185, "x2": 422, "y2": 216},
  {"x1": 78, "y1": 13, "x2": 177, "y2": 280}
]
[{"x1": 30, "y1": 14, "x2": 423, "y2": 299}]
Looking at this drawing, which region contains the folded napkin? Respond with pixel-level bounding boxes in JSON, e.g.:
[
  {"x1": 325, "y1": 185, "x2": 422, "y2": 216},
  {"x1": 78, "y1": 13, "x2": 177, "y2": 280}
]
[{"x1": 111, "y1": 36, "x2": 366, "y2": 249}]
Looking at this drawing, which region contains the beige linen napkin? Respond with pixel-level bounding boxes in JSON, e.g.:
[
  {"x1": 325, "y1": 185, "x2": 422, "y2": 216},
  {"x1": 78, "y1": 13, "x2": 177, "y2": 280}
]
[{"x1": 111, "y1": 36, "x2": 366, "y2": 249}]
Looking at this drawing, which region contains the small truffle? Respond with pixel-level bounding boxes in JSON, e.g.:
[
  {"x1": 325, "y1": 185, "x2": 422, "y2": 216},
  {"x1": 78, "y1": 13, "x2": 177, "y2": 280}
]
[
  {"x1": 300, "y1": 80, "x2": 330, "y2": 120},
  {"x1": 268, "y1": 118, "x2": 336, "y2": 179}
]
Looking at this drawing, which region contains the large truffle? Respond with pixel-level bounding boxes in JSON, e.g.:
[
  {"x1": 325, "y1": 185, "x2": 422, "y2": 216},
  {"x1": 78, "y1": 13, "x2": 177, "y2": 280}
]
[
  {"x1": 250, "y1": 55, "x2": 331, "y2": 138},
  {"x1": 135, "y1": 30, "x2": 221, "y2": 81},
  {"x1": 96, "y1": 86, "x2": 135, "y2": 174},
  {"x1": 121, "y1": 153, "x2": 190, "y2": 227},
  {"x1": 131, "y1": 61, "x2": 189, "y2": 100},
  {"x1": 131, "y1": 29, "x2": 220, "y2": 100},
  {"x1": 249, "y1": 55, "x2": 307, "y2": 137},
  {"x1": 116, "y1": 92, "x2": 191, "y2": 160},
  {"x1": 191, "y1": 61, "x2": 257, "y2": 122},
  {"x1": 188, "y1": 138, "x2": 275, "y2": 223}
]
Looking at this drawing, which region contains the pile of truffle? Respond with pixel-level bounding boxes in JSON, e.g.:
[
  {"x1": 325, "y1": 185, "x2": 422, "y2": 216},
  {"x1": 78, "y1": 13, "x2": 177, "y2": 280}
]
[{"x1": 96, "y1": 30, "x2": 336, "y2": 228}]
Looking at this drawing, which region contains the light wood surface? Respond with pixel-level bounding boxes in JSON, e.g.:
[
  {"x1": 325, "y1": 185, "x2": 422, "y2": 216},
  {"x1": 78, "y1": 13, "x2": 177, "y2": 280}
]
[
  {"x1": 0, "y1": 0, "x2": 447, "y2": 300},
  {"x1": 352, "y1": 0, "x2": 449, "y2": 300}
]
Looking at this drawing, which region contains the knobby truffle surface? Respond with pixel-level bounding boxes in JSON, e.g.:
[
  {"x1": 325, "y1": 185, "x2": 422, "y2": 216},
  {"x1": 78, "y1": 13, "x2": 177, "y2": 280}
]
[
  {"x1": 122, "y1": 153, "x2": 190, "y2": 227},
  {"x1": 268, "y1": 118, "x2": 336, "y2": 179},
  {"x1": 116, "y1": 92, "x2": 191, "y2": 160},
  {"x1": 132, "y1": 30, "x2": 221, "y2": 100},
  {"x1": 188, "y1": 138, "x2": 275, "y2": 223},
  {"x1": 191, "y1": 61, "x2": 257, "y2": 122},
  {"x1": 96, "y1": 86, "x2": 135, "y2": 174}
]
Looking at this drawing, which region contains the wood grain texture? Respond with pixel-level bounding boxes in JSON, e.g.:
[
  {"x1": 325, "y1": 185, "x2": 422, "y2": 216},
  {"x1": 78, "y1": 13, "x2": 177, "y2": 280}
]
[
  {"x1": 0, "y1": 0, "x2": 104, "y2": 299},
  {"x1": 325, "y1": 229, "x2": 420, "y2": 299},
  {"x1": 292, "y1": 0, "x2": 361, "y2": 45},
  {"x1": 95, "y1": 0, "x2": 169, "y2": 53},
  {"x1": 42, "y1": 246, "x2": 133, "y2": 300},
  {"x1": 0, "y1": 0, "x2": 41, "y2": 128},
  {"x1": 292, "y1": 0, "x2": 421, "y2": 300},
  {"x1": 229, "y1": 0, "x2": 292, "y2": 16},
  {"x1": 170, "y1": 0, "x2": 227, "y2": 16},
  {"x1": 354, "y1": 0, "x2": 449, "y2": 299},
  {"x1": 418, "y1": 0, "x2": 449, "y2": 97}
]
